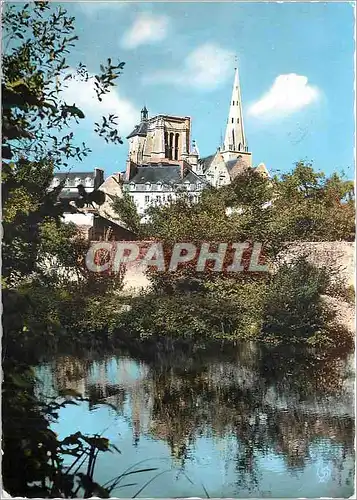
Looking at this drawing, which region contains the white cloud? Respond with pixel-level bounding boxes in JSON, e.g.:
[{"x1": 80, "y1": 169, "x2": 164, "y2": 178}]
[
  {"x1": 121, "y1": 13, "x2": 170, "y2": 49},
  {"x1": 248, "y1": 74, "x2": 319, "y2": 119},
  {"x1": 144, "y1": 43, "x2": 235, "y2": 91},
  {"x1": 60, "y1": 75, "x2": 139, "y2": 135}
]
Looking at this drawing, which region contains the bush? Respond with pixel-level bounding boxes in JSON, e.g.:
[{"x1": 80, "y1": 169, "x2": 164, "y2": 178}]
[
  {"x1": 116, "y1": 282, "x2": 265, "y2": 343},
  {"x1": 262, "y1": 257, "x2": 335, "y2": 342}
]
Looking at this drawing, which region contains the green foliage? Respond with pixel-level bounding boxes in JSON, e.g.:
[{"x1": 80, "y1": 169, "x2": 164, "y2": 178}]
[
  {"x1": 139, "y1": 162, "x2": 354, "y2": 248},
  {"x1": 270, "y1": 162, "x2": 355, "y2": 241},
  {"x1": 2, "y1": 3, "x2": 355, "y2": 495},
  {"x1": 343, "y1": 284, "x2": 355, "y2": 305},
  {"x1": 144, "y1": 189, "x2": 233, "y2": 242},
  {"x1": 107, "y1": 161, "x2": 355, "y2": 353},
  {"x1": 114, "y1": 256, "x2": 353, "y2": 350},
  {"x1": 1, "y1": 2, "x2": 129, "y2": 496},
  {"x1": 111, "y1": 192, "x2": 142, "y2": 236},
  {"x1": 262, "y1": 258, "x2": 333, "y2": 340},
  {"x1": 2, "y1": 0, "x2": 126, "y2": 287},
  {"x1": 2, "y1": 360, "x2": 120, "y2": 498},
  {"x1": 2, "y1": 2, "x2": 125, "y2": 164},
  {"x1": 117, "y1": 292, "x2": 242, "y2": 341}
]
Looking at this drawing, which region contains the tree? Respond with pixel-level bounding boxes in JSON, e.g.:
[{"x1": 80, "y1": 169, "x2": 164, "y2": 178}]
[
  {"x1": 2, "y1": 1, "x2": 126, "y2": 285},
  {"x1": 110, "y1": 192, "x2": 143, "y2": 237},
  {"x1": 2, "y1": 2, "x2": 128, "y2": 495},
  {"x1": 271, "y1": 162, "x2": 355, "y2": 241}
]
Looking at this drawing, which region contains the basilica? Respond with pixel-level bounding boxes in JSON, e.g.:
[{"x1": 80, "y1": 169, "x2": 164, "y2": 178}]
[
  {"x1": 122, "y1": 65, "x2": 268, "y2": 215},
  {"x1": 50, "y1": 64, "x2": 268, "y2": 239}
]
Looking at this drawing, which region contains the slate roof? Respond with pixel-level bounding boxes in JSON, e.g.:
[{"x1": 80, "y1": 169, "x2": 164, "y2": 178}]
[
  {"x1": 52, "y1": 170, "x2": 104, "y2": 190},
  {"x1": 182, "y1": 168, "x2": 209, "y2": 185},
  {"x1": 198, "y1": 154, "x2": 215, "y2": 173},
  {"x1": 226, "y1": 159, "x2": 238, "y2": 172},
  {"x1": 125, "y1": 164, "x2": 210, "y2": 186},
  {"x1": 128, "y1": 165, "x2": 182, "y2": 185},
  {"x1": 55, "y1": 172, "x2": 95, "y2": 181},
  {"x1": 126, "y1": 121, "x2": 148, "y2": 139}
]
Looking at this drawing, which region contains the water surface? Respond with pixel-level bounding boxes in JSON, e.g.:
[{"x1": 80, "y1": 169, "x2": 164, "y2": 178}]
[{"x1": 37, "y1": 343, "x2": 355, "y2": 497}]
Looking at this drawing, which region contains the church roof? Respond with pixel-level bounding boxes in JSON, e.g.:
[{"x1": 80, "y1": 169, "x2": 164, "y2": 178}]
[
  {"x1": 128, "y1": 165, "x2": 181, "y2": 184},
  {"x1": 226, "y1": 159, "x2": 238, "y2": 172},
  {"x1": 126, "y1": 121, "x2": 148, "y2": 139},
  {"x1": 182, "y1": 168, "x2": 210, "y2": 185},
  {"x1": 227, "y1": 156, "x2": 249, "y2": 172},
  {"x1": 198, "y1": 154, "x2": 215, "y2": 173},
  {"x1": 126, "y1": 164, "x2": 210, "y2": 186}
]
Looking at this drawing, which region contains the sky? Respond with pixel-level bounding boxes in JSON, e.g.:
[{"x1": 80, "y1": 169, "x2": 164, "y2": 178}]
[{"x1": 49, "y1": 1, "x2": 354, "y2": 179}]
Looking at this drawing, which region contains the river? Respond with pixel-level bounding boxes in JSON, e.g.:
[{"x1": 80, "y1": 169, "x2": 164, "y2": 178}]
[{"x1": 36, "y1": 343, "x2": 355, "y2": 498}]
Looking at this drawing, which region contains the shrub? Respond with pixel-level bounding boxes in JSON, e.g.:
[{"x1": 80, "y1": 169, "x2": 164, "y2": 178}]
[
  {"x1": 116, "y1": 282, "x2": 265, "y2": 343},
  {"x1": 262, "y1": 257, "x2": 335, "y2": 342}
]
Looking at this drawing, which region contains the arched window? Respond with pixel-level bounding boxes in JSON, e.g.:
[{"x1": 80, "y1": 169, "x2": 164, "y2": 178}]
[
  {"x1": 145, "y1": 182, "x2": 151, "y2": 191},
  {"x1": 85, "y1": 177, "x2": 93, "y2": 187},
  {"x1": 157, "y1": 181, "x2": 162, "y2": 191},
  {"x1": 65, "y1": 178, "x2": 71, "y2": 187},
  {"x1": 74, "y1": 177, "x2": 81, "y2": 186},
  {"x1": 164, "y1": 131, "x2": 169, "y2": 159},
  {"x1": 52, "y1": 177, "x2": 60, "y2": 187},
  {"x1": 169, "y1": 133, "x2": 174, "y2": 160},
  {"x1": 174, "y1": 133, "x2": 179, "y2": 160},
  {"x1": 129, "y1": 182, "x2": 136, "y2": 191}
]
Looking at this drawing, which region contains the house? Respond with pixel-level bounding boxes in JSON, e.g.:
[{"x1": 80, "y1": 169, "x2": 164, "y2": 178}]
[
  {"x1": 49, "y1": 168, "x2": 105, "y2": 201},
  {"x1": 49, "y1": 168, "x2": 136, "y2": 240},
  {"x1": 124, "y1": 159, "x2": 208, "y2": 217}
]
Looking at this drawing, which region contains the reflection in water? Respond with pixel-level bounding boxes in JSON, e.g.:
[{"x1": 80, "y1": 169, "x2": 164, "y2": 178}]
[{"x1": 37, "y1": 343, "x2": 355, "y2": 498}]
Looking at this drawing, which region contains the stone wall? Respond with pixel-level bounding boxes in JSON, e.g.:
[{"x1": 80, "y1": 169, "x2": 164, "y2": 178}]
[
  {"x1": 121, "y1": 241, "x2": 355, "y2": 292},
  {"x1": 277, "y1": 241, "x2": 355, "y2": 287}
]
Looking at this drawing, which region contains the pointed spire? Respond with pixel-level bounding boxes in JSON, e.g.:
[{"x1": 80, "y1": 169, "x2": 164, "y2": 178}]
[{"x1": 223, "y1": 65, "x2": 246, "y2": 153}]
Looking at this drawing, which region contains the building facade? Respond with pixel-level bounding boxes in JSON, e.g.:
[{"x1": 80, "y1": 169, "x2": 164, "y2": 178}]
[
  {"x1": 52, "y1": 63, "x2": 268, "y2": 236},
  {"x1": 123, "y1": 64, "x2": 264, "y2": 216},
  {"x1": 124, "y1": 109, "x2": 206, "y2": 217},
  {"x1": 124, "y1": 159, "x2": 207, "y2": 216},
  {"x1": 49, "y1": 168, "x2": 105, "y2": 201},
  {"x1": 49, "y1": 169, "x2": 135, "y2": 240}
]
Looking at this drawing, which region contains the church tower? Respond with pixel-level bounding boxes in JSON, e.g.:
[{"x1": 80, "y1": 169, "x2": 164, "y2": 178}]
[{"x1": 221, "y1": 65, "x2": 252, "y2": 166}]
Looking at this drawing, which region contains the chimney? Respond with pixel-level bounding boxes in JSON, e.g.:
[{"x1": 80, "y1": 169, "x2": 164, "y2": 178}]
[
  {"x1": 179, "y1": 159, "x2": 191, "y2": 179},
  {"x1": 111, "y1": 172, "x2": 122, "y2": 183},
  {"x1": 125, "y1": 159, "x2": 138, "y2": 181},
  {"x1": 94, "y1": 168, "x2": 105, "y2": 188}
]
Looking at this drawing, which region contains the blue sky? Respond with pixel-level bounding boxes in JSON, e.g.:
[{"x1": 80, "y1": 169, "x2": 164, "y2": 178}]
[{"x1": 55, "y1": 1, "x2": 354, "y2": 178}]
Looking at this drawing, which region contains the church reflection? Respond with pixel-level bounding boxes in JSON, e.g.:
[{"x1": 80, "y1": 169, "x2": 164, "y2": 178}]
[{"x1": 50, "y1": 343, "x2": 354, "y2": 492}]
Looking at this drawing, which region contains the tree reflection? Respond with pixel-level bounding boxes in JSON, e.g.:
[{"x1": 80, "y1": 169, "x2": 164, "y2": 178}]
[{"x1": 50, "y1": 343, "x2": 354, "y2": 493}]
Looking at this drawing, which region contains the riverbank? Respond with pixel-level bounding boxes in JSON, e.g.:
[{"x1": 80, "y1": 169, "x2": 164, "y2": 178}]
[{"x1": 9, "y1": 260, "x2": 354, "y2": 364}]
